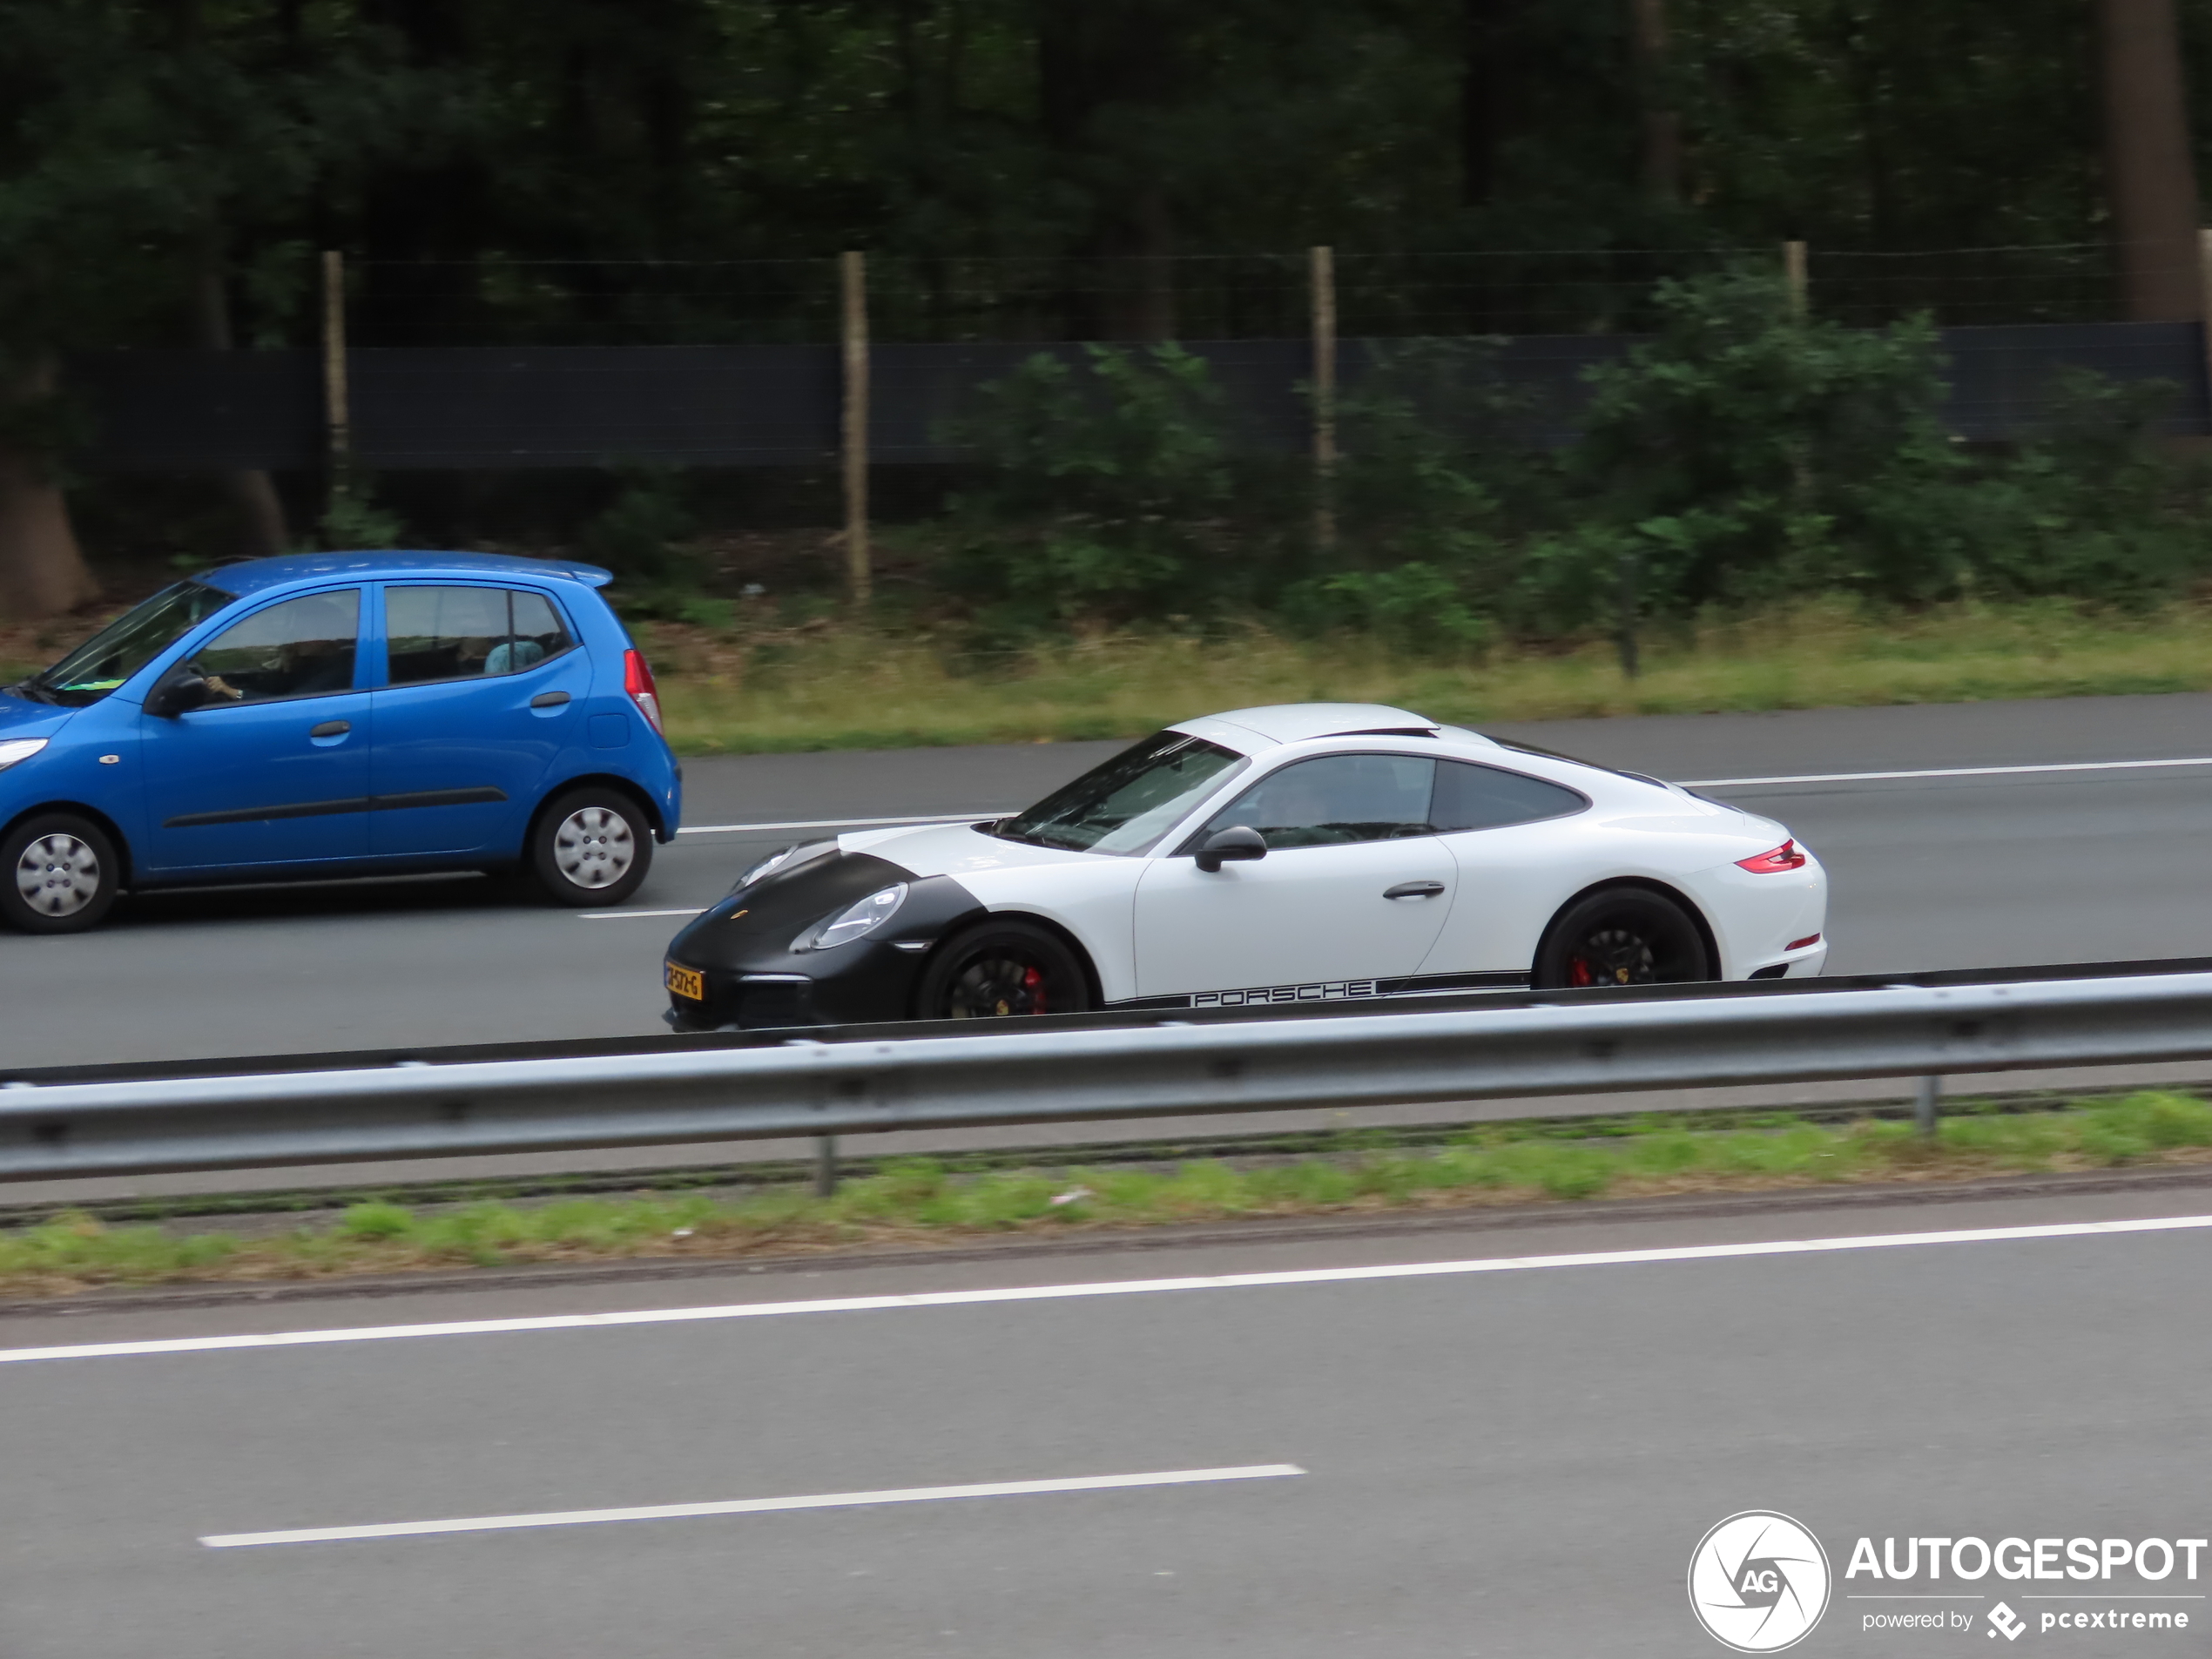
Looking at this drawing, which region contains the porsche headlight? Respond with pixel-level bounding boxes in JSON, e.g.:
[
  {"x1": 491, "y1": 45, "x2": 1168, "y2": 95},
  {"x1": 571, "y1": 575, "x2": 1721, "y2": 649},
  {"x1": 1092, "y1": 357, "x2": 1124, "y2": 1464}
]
[
  {"x1": 792, "y1": 883, "x2": 908, "y2": 952},
  {"x1": 732, "y1": 839, "x2": 834, "y2": 895},
  {"x1": 734, "y1": 845, "x2": 799, "y2": 893},
  {"x1": 0, "y1": 738, "x2": 48, "y2": 772}
]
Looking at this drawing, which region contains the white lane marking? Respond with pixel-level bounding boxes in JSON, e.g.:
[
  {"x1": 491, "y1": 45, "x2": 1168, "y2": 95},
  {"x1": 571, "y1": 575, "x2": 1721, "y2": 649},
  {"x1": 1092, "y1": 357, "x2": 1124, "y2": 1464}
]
[
  {"x1": 1684, "y1": 757, "x2": 2212, "y2": 789},
  {"x1": 6, "y1": 1212, "x2": 2208, "y2": 1367},
  {"x1": 678, "y1": 812, "x2": 1008, "y2": 836},
  {"x1": 199, "y1": 1464, "x2": 1305, "y2": 1549},
  {"x1": 577, "y1": 907, "x2": 705, "y2": 921}
]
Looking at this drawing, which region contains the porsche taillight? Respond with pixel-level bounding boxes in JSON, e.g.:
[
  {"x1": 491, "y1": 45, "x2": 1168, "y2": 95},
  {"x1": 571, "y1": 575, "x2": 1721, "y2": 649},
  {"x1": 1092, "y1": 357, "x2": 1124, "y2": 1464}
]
[
  {"x1": 624, "y1": 648, "x2": 664, "y2": 736},
  {"x1": 1737, "y1": 840, "x2": 1807, "y2": 873}
]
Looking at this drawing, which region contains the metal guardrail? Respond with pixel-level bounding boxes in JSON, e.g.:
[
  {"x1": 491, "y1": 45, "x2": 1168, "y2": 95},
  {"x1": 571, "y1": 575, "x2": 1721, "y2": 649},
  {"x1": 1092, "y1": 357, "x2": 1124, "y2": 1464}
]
[{"x1": 5, "y1": 968, "x2": 2212, "y2": 1182}]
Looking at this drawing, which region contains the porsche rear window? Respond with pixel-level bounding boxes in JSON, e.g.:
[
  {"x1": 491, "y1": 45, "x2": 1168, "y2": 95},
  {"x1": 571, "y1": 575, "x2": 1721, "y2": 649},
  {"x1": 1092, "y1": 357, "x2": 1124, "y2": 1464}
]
[
  {"x1": 992, "y1": 731, "x2": 1247, "y2": 855},
  {"x1": 1431, "y1": 760, "x2": 1588, "y2": 830}
]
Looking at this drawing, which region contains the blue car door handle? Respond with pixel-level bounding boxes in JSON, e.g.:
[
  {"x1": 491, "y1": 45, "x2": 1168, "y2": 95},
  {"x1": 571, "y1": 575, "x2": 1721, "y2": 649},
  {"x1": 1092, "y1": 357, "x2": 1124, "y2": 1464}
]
[
  {"x1": 1384, "y1": 880, "x2": 1446, "y2": 900},
  {"x1": 310, "y1": 720, "x2": 351, "y2": 738},
  {"x1": 529, "y1": 691, "x2": 571, "y2": 709}
]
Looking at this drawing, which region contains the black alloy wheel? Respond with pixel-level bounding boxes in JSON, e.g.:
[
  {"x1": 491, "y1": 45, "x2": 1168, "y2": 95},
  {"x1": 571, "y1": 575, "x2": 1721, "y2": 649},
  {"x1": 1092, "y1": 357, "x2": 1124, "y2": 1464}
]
[
  {"x1": 917, "y1": 921, "x2": 1093, "y2": 1019},
  {"x1": 1533, "y1": 887, "x2": 1711, "y2": 989},
  {"x1": 527, "y1": 786, "x2": 654, "y2": 907},
  {"x1": 0, "y1": 812, "x2": 122, "y2": 934}
]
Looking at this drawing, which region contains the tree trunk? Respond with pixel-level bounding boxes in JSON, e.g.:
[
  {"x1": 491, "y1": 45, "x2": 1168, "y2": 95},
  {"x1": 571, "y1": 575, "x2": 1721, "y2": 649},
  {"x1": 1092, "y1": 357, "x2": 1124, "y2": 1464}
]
[
  {"x1": 1627, "y1": 0, "x2": 1683, "y2": 204},
  {"x1": 193, "y1": 242, "x2": 291, "y2": 557},
  {"x1": 1037, "y1": 2, "x2": 1181, "y2": 341},
  {"x1": 2099, "y1": 0, "x2": 2203, "y2": 321},
  {"x1": 0, "y1": 360, "x2": 99, "y2": 624},
  {"x1": 1100, "y1": 187, "x2": 1177, "y2": 342},
  {"x1": 1460, "y1": 0, "x2": 1523, "y2": 206}
]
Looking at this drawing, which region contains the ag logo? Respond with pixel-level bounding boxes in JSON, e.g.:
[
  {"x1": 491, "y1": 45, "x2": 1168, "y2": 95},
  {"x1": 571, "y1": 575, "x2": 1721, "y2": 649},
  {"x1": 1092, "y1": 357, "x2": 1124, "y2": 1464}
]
[{"x1": 1688, "y1": 1511, "x2": 1831, "y2": 1652}]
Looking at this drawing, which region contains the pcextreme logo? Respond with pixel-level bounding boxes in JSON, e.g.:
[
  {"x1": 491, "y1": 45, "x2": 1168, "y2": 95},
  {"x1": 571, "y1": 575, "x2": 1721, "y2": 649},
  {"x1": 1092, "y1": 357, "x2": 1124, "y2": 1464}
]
[{"x1": 1689, "y1": 1511, "x2": 1833, "y2": 1653}]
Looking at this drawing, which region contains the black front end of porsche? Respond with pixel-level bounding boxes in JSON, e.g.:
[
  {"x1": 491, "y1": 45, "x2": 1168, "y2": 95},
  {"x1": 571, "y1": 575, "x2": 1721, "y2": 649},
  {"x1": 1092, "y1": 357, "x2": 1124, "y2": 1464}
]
[{"x1": 662, "y1": 847, "x2": 987, "y2": 1031}]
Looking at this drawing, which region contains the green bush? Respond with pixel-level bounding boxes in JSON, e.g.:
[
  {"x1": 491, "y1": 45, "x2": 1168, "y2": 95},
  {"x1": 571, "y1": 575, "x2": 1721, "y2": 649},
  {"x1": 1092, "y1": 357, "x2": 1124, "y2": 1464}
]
[
  {"x1": 1282, "y1": 338, "x2": 1548, "y2": 653},
  {"x1": 578, "y1": 466, "x2": 706, "y2": 601},
  {"x1": 941, "y1": 344, "x2": 1283, "y2": 635},
  {"x1": 917, "y1": 275, "x2": 2211, "y2": 646},
  {"x1": 1955, "y1": 373, "x2": 2204, "y2": 604},
  {"x1": 1573, "y1": 273, "x2": 1965, "y2": 615},
  {"x1": 320, "y1": 482, "x2": 406, "y2": 551}
]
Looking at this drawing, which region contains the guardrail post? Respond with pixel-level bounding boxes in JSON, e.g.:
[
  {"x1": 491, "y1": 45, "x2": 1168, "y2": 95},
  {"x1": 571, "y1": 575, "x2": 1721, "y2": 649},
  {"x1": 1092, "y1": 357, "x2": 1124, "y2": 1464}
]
[
  {"x1": 814, "y1": 1134, "x2": 840, "y2": 1198},
  {"x1": 1914, "y1": 1074, "x2": 1941, "y2": 1137}
]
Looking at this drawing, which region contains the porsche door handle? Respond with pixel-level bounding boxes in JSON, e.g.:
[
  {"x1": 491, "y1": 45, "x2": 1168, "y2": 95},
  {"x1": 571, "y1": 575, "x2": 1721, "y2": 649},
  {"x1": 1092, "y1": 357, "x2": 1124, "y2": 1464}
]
[
  {"x1": 309, "y1": 720, "x2": 351, "y2": 738},
  {"x1": 1384, "y1": 880, "x2": 1446, "y2": 900}
]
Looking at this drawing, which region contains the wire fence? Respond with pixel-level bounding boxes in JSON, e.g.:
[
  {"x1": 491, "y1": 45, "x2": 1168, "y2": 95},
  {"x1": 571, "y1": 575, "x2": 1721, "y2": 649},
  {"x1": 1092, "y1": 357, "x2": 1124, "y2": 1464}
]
[
  {"x1": 321, "y1": 242, "x2": 2161, "y2": 348},
  {"x1": 66, "y1": 239, "x2": 2210, "y2": 475}
]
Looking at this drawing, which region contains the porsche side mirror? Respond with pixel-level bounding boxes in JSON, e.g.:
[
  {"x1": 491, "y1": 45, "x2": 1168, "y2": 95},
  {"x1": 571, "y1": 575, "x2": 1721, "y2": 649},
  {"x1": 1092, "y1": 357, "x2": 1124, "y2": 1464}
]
[
  {"x1": 1195, "y1": 825, "x2": 1267, "y2": 873},
  {"x1": 147, "y1": 671, "x2": 212, "y2": 718}
]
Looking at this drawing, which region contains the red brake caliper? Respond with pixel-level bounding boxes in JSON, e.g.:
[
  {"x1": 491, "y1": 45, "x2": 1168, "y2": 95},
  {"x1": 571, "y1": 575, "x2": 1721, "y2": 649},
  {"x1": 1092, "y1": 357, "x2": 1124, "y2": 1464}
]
[
  {"x1": 1568, "y1": 956, "x2": 1593, "y2": 988},
  {"x1": 1022, "y1": 964, "x2": 1044, "y2": 1012}
]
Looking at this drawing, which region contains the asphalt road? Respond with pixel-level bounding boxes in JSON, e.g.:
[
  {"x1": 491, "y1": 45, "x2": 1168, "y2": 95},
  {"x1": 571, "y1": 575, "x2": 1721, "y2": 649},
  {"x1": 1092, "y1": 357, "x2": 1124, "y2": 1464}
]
[
  {"x1": 10, "y1": 690, "x2": 2212, "y2": 1073},
  {"x1": 3, "y1": 1189, "x2": 2206, "y2": 1657}
]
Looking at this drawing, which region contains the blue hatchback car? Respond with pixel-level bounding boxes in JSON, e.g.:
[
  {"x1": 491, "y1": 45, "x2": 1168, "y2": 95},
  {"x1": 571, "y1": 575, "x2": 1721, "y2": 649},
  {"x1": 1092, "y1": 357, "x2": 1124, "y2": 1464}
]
[{"x1": 0, "y1": 551, "x2": 682, "y2": 933}]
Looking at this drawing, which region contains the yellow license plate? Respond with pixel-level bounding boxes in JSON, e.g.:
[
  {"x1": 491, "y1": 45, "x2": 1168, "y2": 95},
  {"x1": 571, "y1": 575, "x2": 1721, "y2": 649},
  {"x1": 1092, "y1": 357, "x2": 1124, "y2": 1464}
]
[{"x1": 664, "y1": 961, "x2": 705, "y2": 1001}]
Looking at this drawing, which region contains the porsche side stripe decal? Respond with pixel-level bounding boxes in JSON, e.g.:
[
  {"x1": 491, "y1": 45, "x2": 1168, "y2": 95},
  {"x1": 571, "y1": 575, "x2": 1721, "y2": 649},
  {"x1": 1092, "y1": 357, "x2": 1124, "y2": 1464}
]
[{"x1": 1113, "y1": 970, "x2": 1528, "y2": 1011}]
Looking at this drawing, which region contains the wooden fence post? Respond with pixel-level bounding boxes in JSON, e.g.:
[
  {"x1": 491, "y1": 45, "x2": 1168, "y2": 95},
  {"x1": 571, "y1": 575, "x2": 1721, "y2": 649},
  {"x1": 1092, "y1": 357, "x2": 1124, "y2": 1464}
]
[
  {"x1": 840, "y1": 251, "x2": 873, "y2": 605},
  {"x1": 1310, "y1": 245, "x2": 1338, "y2": 551},
  {"x1": 1783, "y1": 239, "x2": 1809, "y2": 317},
  {"x1": 320, "y1": 250, "x2": 351, "y2": 521}
]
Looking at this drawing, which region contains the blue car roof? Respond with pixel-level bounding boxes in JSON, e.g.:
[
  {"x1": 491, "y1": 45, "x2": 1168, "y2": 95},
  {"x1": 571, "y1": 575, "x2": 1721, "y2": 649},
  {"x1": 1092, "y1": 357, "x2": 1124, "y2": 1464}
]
[{"x1": 199, "y1": 551, "x2": 614, "y2": 596}]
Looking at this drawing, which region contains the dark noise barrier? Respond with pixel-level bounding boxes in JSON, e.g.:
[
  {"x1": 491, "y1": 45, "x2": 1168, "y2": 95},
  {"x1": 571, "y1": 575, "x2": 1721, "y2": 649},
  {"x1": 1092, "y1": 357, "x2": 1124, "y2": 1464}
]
[{"x1": 62, "y1": 321, "x2": 2211, "y2": 473}]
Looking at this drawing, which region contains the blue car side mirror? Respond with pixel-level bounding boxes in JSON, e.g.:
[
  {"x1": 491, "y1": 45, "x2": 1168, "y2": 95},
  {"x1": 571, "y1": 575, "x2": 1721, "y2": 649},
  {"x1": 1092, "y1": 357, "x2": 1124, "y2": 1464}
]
[{"x1": 147, "y1": 671, "x2": 213, "y2": 718}]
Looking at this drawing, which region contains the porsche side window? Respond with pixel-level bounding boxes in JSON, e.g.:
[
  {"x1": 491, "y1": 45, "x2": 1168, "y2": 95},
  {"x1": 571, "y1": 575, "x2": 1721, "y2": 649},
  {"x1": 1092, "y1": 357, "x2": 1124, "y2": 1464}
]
[
  {"x1": 1201, "y1": 754, "x2": 1437, "y2": 849},
  {"x1": 1430, "y1": 760, "x2": 1588, "y2": 832},
  {"x1": 191, "y1": 590, "x2": 361, "y2": 704}
]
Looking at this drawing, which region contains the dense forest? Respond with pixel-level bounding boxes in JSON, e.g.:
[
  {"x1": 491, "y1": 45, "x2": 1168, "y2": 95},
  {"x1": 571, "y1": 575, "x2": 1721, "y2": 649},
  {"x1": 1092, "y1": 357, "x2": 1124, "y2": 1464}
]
[{"x1": 3, "y1": 0, "x2": 2210, "y2": 630}]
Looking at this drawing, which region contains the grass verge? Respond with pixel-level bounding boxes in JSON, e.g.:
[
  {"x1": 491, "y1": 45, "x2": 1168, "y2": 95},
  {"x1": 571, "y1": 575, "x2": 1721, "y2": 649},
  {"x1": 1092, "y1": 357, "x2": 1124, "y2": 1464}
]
[
  {"x1": 13, "y1": 595, "x2": 2212, "y2": 758},
  {"x1": 652, "y1": 598, "x2": 2212, "y2": 754},
  {"x1": 5, "y1": 1092, "x2": 2210, "y2": 1301}
]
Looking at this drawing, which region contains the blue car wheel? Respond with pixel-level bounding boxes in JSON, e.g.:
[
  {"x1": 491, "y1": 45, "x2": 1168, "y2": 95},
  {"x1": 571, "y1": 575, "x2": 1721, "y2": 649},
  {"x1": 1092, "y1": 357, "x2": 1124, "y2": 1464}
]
[
  {"x1": 527, "y1": 786, "x2": 653, "y2": 907},
  {"x1": 2, "y1": 813, "x2": 122, "y2": 934}
]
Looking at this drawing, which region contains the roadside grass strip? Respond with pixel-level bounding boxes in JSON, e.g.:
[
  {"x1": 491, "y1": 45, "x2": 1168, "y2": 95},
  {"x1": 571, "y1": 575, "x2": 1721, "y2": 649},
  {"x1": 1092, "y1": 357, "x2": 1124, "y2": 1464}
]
[
  {"x1": 650, "y1": 598, "x2": 2212, "y2": 754},
  {"x1": 3, "y1": 1092, "x2": 2210, "y2": 1299}
]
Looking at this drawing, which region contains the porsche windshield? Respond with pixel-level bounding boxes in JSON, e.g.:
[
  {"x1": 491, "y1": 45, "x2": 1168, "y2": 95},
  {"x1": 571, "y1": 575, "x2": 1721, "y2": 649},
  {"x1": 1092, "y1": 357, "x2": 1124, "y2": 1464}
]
[
  {"x1": 22, "y1": 580, "x2": 232, "y2": 707},
  {"x1": 991, "y1": 731, "x2": 1246, "y2": 855}
]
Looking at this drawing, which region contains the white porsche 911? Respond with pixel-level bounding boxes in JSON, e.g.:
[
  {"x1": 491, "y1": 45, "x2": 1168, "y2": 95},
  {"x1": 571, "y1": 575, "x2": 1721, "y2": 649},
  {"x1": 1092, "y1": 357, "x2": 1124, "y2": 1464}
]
[{"x1": 663, "y1": 703, "x2": 1828, "y2": 1029}]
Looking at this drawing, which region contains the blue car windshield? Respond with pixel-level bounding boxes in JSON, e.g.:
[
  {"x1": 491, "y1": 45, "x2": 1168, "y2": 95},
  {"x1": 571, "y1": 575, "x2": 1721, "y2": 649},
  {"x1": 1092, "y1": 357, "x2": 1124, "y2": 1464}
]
[
  {"x1": 989, "y1": 731, "x2": 1247, "y2": 855},
  {"x1": 24, "y1": 581, "x2": 232, "y2": 707}
]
